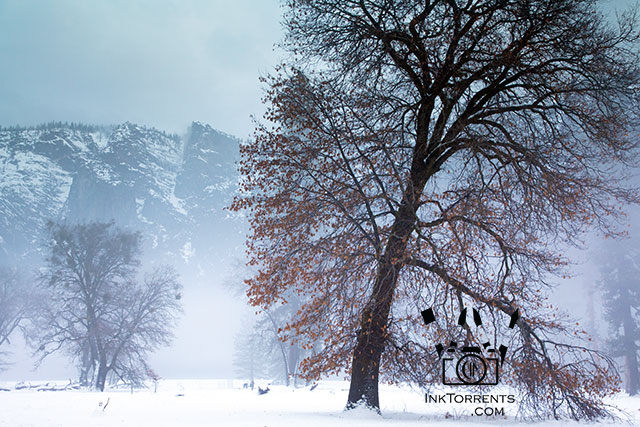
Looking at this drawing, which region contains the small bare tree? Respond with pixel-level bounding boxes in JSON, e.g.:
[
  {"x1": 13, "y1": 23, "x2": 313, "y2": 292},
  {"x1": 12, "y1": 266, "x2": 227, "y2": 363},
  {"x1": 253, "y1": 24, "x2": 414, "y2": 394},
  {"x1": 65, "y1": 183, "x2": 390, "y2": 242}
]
[
  {"x1": 0, "y1": 267, "x2": 32, "y2": 370},
  {"x1": 228, "y1": 262, "x2": 313, "y2": 387},
  {"x1": 31, "y1": 221, "x2": 183, "y2": 391}
]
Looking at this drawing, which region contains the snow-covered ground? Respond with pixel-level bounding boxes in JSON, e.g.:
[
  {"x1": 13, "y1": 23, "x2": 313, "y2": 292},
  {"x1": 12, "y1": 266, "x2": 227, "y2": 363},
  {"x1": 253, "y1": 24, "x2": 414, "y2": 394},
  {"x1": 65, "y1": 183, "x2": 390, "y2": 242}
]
[{"x1": 0, "y1": 380, "x2": 638, "y2": 427}]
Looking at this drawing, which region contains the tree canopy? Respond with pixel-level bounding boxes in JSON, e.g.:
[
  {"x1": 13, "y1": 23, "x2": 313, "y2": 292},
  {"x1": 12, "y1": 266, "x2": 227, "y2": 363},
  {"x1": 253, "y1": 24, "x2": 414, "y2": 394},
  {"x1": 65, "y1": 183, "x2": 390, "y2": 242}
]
[
  {"x1": 31, "y1": 221, "x2": 182, "y2": 391},
  {"x1": 233, "y1": 0, "x2": 640, "y2": 420}
]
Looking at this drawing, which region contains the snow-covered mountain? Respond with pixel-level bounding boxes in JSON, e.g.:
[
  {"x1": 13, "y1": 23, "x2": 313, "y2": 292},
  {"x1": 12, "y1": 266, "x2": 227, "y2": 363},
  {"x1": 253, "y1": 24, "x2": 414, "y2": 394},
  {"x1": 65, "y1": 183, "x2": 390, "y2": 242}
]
[{"x1": 0, "y1": 121, "x2": 243, "y2": 271}]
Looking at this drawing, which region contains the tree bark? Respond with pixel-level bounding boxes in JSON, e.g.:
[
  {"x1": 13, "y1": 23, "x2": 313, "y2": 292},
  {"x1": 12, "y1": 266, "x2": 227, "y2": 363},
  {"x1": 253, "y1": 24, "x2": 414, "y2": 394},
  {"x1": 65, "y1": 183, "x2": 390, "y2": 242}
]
[
  {"x1": 79, "y1": 343, "x2": 90, "y2": 387},
  {"x1": 346, "y1": 201, "x2": 423, "y2": 409},
  {"x1": 95, "y1": 361, "x2": 108, "y2": 392},
  {"x1": 623, "y1": 306, "x2": 639, "y2": 395},
  {"x1": 346, "y1": 103, "x2": 433, "y2": 410}
]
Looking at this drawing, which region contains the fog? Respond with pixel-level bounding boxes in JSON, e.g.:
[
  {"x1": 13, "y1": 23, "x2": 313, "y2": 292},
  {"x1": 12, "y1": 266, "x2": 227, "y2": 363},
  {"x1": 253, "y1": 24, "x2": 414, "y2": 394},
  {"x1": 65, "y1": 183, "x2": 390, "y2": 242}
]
[
  {"x1": 0, "y1": 0, "x2": 637, "y2": 385},
  {"x1": 0, "y1": 0, "x2": 282, "y2": 381}
]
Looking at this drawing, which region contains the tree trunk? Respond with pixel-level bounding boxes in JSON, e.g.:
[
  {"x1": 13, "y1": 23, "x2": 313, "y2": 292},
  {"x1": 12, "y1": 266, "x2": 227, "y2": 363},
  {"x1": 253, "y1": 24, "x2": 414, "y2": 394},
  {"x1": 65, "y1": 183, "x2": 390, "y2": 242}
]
[
  {"x1": 266, "y1": 310, "x2": 290, "y2": 386},
  {"x1": 346, "y1": 106, "x2": 433, "y2": 410},
  {"x1": 95, "y1": 361, "x2": 109, "y2": 392},
  {"x1": 346, "y1": 255, "x2": 403, "y2": 409},
  {"x1": 79, "y1": 343, "x2": 90, "y2": 387},
  {"x1": 288, "y1": 343, "x2": 300, "y2": 387},
  {"x1": 625, "y1": 351, "x2": 639, "y2": 396},
  {"x1": 623, "y1": 307, "x2": 639, "y2": 395},
  {"x1": 249, "y1": 349, "x2": 255, "y2": 389},
  {"x1": 346, "y1": 202, "x2": 421, "y2": 410}
]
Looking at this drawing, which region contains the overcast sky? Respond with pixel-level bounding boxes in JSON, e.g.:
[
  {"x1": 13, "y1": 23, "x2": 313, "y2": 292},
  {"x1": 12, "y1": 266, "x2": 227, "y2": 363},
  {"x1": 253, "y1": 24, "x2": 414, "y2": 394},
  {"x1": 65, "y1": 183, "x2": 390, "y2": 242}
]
[
  {"x1": 0, "y1": 0, "x2": 635, "y2": 138},
  {"x1": 0, "y1": 0, "x2": 283, "y2": 139}
]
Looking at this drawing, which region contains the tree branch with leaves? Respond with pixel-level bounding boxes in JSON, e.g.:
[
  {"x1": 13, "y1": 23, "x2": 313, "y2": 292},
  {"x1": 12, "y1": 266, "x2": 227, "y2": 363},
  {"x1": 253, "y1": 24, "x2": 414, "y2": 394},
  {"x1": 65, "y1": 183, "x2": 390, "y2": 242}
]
[{"x1": 233, "y1": 0, "x2": 640, "y2": 420}]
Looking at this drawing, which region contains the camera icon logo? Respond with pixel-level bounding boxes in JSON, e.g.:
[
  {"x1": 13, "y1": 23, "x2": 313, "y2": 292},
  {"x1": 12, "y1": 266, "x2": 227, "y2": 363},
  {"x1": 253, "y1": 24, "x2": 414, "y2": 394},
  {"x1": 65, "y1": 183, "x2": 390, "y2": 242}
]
[
  {"x1": 442, "y1": 343, "x2": 499, "y2": 385},
  {"x1": 421, "y1": 306, "x2": 520, "y2": 386}
]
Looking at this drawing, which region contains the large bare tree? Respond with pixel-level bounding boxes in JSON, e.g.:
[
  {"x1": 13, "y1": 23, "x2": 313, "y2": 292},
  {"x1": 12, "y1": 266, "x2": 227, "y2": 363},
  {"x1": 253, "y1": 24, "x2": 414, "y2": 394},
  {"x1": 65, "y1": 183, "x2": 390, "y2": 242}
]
[
  {"x1": 31, "y1": 222, "x2": 182, "y2": 391},
  {"x1": 233, "y1": 0, "x2": 640, "y2": 420}
]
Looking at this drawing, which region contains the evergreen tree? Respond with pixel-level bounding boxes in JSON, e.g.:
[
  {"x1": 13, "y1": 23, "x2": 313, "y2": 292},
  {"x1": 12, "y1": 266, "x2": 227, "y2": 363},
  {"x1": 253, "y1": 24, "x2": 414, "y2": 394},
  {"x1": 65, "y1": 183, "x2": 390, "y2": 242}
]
[{"x1": 598, "y1": 238, "x2": 640, "y2": 395}]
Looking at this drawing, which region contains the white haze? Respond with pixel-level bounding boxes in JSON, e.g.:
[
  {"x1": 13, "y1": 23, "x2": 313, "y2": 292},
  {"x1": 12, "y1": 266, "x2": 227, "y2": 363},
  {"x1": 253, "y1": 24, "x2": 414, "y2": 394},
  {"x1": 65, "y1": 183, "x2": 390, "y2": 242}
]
[
  {"x1": 0, "y1": 0, "x2": 282, "y2": 381},
  {"x1": 0, "y1": 0, "x2": 637, "y2": 382}
]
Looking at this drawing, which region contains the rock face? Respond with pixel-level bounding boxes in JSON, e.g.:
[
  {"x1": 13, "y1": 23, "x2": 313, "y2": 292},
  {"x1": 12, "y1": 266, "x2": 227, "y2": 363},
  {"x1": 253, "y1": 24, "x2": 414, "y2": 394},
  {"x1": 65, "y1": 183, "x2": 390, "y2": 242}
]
[{"x1": 0, "y1": 121, "x2": 243, "y2": 271}]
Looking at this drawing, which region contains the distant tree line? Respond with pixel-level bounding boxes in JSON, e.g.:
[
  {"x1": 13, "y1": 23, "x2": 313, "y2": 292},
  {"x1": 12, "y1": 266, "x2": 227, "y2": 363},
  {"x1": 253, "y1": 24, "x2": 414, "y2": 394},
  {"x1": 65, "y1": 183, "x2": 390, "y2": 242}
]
[
  {"x1": 233, "y1": 294, "x2": 314, "y2": 388},
  {"x1": 229, "y1": 264, "x2": 316, "y2": 388},
  {"x1": 0, "y1": 121, "x2": 111, "y2": 133},
  {"x1": 0, "y1": 121, "x2": 181, "y2": 142}
]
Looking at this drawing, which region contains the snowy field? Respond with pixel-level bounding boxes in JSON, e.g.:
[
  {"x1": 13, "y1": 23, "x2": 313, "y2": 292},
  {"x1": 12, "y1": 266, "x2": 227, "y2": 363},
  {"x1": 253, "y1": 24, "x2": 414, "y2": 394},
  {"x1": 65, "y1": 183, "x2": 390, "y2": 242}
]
[{"x1": 0, "y1": 379, "x2": 638, "y2": 427}]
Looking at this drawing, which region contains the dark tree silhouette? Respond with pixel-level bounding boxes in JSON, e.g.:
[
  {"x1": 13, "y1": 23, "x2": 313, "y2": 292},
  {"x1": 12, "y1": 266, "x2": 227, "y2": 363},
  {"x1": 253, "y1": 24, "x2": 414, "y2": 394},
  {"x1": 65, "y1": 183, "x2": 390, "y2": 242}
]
[
  {"x1": 598, "y1": 237, "x2": 640, "y2": 396},
  {"x1": 233, "y1": 0, "x2": 640, "y2": 420},
  {"x1": 31, "y1": 222, "x2": 182, "y2": 391}
]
